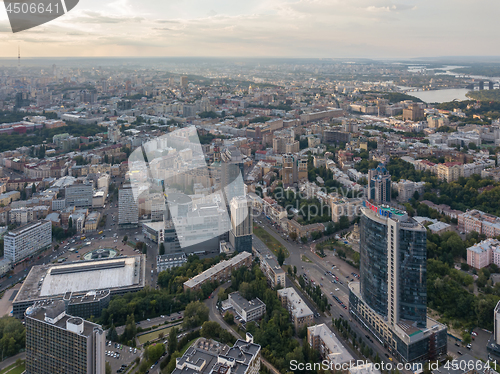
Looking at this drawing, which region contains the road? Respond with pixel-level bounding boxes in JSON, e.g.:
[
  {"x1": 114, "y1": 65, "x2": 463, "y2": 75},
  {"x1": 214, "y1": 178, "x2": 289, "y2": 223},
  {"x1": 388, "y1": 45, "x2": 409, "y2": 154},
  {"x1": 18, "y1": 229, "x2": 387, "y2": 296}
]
[
  {"x1": 254, "y1": 215, "x2": 397, "y2": 367},
  {"x1": 206, "y1": 286, "x2": 281, "y2": 374}
]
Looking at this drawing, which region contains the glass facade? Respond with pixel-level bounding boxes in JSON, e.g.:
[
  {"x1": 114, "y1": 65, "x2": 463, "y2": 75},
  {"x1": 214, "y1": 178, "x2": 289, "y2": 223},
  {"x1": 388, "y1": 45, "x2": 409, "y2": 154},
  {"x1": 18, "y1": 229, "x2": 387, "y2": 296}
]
[
  {"x1": 360, "y1": 213, "x2": 388, "y2": 317},
  {"x1": 398, "y1": 227, "x2": 427, "y2": 327}
]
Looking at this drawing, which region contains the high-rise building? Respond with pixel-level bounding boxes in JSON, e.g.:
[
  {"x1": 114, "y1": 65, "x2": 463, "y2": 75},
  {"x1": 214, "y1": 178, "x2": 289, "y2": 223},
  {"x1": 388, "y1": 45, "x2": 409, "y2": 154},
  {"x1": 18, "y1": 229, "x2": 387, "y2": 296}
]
[
  {"x1": 403, "y1": 104, "x2": 424, "y2": 121},
  {"x1": 221, "y1": 147, "x2": 245, "y2": 209},
  {"x1": 281, "y1": 154, "x2": 308, "y2": 186},
  {"x1": 25, "y1": 300, "x2": 105, "y2": 374},
  {"x1": 368, "y1": 164, "x2": 391, "y2": 204},
  {"x1": 180, "y1": 76, "x2": 188, "y2": 88},
  {"x1": 349, "y1": 202, "x2": 447, "y2": 363},
  {"x1": 229, "y1": 196, "x2": 252, "y2": 253},
  {"x1": 119, "y1": 184, "x2": 139, "y2": 226},
  {"x1": 4, "y1": 220, "x2": 52, "y2": 264}
]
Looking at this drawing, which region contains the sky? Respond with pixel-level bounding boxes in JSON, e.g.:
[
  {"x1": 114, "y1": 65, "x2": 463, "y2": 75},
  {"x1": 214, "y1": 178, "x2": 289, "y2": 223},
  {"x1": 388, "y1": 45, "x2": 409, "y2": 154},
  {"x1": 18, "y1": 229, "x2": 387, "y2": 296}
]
[{"x1": 0, "y1": 0, "x2": 499, "y2": 59}]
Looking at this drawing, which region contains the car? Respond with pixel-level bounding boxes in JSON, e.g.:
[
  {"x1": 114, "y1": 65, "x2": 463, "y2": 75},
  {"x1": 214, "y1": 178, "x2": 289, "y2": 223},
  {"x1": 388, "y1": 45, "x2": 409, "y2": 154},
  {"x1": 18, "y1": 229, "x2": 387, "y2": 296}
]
[
  {"x1": 471, "y1": 331, "x2": 478, "y2": 336},
  {"x1": 455, "y1": 342, "x2": 460, "y2": 347},
  {"x1": 147, "y1": 318, "x2": 150, "y2": 321},
  {"x1": 339, "y1": 314, "x2": 344, "y2": 318},
  {"x1": 129, "y1": 347, "x2": 133, "y2": 352},
  {"x1": 466, "y1": 344, "x2": 472, "y2": 349},
  {"x1": 134, "y1": 348, "x2": 137, "y2": 354},
  {"x1": 117, "y1": 370, "x2": 123, "y2": 373},
  {"x1": 457, "y1": 351, "x2": 463, "y2": 355}
]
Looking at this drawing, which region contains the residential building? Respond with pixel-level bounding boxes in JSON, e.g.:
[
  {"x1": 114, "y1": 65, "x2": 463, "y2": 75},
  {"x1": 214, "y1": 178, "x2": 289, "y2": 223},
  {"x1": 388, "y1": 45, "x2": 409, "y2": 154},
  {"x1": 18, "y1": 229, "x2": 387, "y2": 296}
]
[
  {"x1": 367, "y1": 164, "x2": 391, "y2": 204},
  {"x1": 226, "y1": 291, "x2": 266, "y2": 323},
  {"x1": 396, "y1": 180, "x2": 425, "y2": 202},
  {"x1": 458, "y1": 209, "x2": 500, "y2": 238},
  {"x1": 118, "y1": 184, "x2": 138, "y2": 226},
  {"x1": 277, "y1": 287, "x2": 314, "y2": 330},
  {"x1": 403, "y1": 104, "x2": 424, "y2": 121},
  {"x1": 25, "y1": 300, "x2": 105, "y2": 374},
  {"x1": 0, "y1": 258, "x2": 12, "y2": 277},
  {"x1": 307, "y1": 324, "x2": 354, "y2": 367},
  {"x1": 229, "y1": 196, "x2": 253, "y2": 253},
  {"x1": 183, "y1": 252, "x2": 252, "y2": 291},
  {"x1": 466, "y1": 239, "x2": 500, "y2": 269},
  {"x1": 427, "y1": 221, "x2": 452, "y2": 235},
  {"x1": 349, "y1": 201, "x2": 447, "y2": 363},
  {"x1": 436, "y1": 162, "x2": 462, "y2": 182},
  {"x1": 4, "y1": 220, "x2": 52, "y2": 264},
  {"x1": 252, "y1": 235, "x2": 285, "y2": 288}
]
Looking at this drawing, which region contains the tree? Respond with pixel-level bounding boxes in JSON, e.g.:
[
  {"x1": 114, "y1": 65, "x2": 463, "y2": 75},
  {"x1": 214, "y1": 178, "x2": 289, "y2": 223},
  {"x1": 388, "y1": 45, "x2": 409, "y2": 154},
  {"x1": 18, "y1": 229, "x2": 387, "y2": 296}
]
[
  {"x1": 68, "y1": 217, "x2": 73, "y2": 229},
  {"x1": 301, "y1": 236, "x2": 308, "y2": 244},
  {"x1": 183, "y1": 301, "x2": 209, "y2": 328},
  {"x1": 168, "y1": 327, "x2": 179, "y2": 354},
  {"x1": 159, "y1": 243, "x2": 165, "y2": 256},
  {"x1": 293, "y1": 265, "x2": 297, "y2": 276},
  {"x1": 223, "y1": 312, "x2": 234, "y2": 325},
  {"x1": 277, "y1": 248, "x2": 285, "y2": 266},
  {"x1": 289, "y1": 232, "x2": 298, "y2": 241},
  {"x1": 326, "y1": 222, "x2": 335, "y2": 236},
  {"x1": 413, "y1": 190, "x2": 420, "y2": 200},
  {"x1": 107, "y1": 324, "x2": 118, "y2": 342},
  {"x1": 123, "y1": 235, "x2": 128, "y2": 243},
  {"x1": 201, "y1": 321, "x2": 221, "y2": 339},
  {"x1": 31, "y1": 183, "x2": 36, "y2": 194}
]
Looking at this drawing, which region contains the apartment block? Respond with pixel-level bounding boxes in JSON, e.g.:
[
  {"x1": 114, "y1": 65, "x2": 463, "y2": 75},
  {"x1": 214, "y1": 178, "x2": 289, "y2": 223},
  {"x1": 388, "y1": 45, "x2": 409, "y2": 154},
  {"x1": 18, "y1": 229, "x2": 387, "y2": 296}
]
[
  {"x1": 118, "y1": 184, "x2": 138, "y2": 226},
  {"x1": 467, "y1": 239, "x2": 500, "y2": 269},
  {"x1": 183, "y1": 252, "x2": 252, "y2": 291},
  {"x1": 277, "y1": 287, "x2": 314, "y2": 330},
  {"x1": 458, "y1": 209, "x2": 500, "y2": 237},
  {"x1": 4, "y1": 220, "x2": 52, "y2": 264},
  {"x1": 307, "y1": 324, "x2": 353, "y2": 366},
  {"x1": 25, "y1": 300, "x2": 105, "y2": 374}
]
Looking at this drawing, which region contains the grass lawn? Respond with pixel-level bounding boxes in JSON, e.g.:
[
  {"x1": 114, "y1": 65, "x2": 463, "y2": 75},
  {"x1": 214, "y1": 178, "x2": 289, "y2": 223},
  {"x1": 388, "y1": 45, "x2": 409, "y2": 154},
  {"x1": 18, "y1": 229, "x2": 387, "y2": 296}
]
[
  {"x1": 0, "y1": 363, "x2": 25, "y2": 374},
  {"x1": 301, "y1": 254, "x2": 312, "y2": 263},
  {"x1": 137, "y1": 326, "x2": 173, "y2": 345},
  {"x1": 253, "y1": 225, "x2": 289, "y2": 257}
]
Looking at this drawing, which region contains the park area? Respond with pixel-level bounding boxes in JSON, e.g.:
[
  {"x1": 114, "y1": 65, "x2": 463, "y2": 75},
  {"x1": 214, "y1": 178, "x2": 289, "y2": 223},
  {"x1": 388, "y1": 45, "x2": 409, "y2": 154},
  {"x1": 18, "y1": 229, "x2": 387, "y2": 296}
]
[{"x1": 0, "y1": 360, "x2": 25, "y2": 374}]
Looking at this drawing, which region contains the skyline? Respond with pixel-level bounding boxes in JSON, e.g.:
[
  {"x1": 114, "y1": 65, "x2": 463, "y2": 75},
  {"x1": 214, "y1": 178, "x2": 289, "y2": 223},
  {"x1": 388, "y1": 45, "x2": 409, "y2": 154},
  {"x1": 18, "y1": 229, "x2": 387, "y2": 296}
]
[{"x1": 0, "y1": 0, "x2": 499, "y2": 59}]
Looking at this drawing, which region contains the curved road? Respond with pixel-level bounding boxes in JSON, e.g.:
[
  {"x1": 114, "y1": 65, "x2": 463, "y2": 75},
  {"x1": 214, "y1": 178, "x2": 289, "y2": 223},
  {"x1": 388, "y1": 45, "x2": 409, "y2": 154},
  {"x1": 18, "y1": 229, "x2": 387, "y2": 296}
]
[{"x1": 206, "y1": 286, "x2": 281, "y2": 374}]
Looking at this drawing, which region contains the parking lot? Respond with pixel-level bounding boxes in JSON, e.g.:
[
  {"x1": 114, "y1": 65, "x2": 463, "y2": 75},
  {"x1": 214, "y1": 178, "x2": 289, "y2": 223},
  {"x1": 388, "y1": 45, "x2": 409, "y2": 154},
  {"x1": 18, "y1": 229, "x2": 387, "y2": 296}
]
[{"x1": 105, "y1": 341, "x2": 141, "y2": 373}]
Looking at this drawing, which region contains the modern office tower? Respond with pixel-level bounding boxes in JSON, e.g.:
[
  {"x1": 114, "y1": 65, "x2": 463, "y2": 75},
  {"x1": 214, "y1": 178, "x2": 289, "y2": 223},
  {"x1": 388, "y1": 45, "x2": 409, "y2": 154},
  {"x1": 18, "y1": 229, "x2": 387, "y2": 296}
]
[
  {"x1": 229, "y1": 196, "x2": 253, "y2": 253},
  {"x1": 368, "y1": 163, "x2": 391, "y2": 204},
  {"x1": 65, "y1": 182, "x2": 93, "y2": 207},
  {"x1": 3, "y1": 220, "x2": 52, "y2": 264},
  {"x1": 349, "y1": 202, "x2": 447, "y2": 363},
  {"x1": 25, "y1": 300, "x2": 105, "y2": 374},
  {"x1": 119, "y1": 184, "x2": 139, "y2": 226},
  {"x1": 180, "y1": 75, "x2": 188, "y2": 88},
  {"x1": 221, "y1": 146, "x2": 245, "y2": 209}
]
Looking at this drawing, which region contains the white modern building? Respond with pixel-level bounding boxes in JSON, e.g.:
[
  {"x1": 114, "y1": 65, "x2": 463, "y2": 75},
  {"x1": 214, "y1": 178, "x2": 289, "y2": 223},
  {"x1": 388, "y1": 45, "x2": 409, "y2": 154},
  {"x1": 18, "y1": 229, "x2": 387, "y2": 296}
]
[
  {"x1": 118, "y1": 184, "x2": 138, "y2": 226},
  {"x1": 4, "y1": 220, "x2": 52, "y2": 264}
]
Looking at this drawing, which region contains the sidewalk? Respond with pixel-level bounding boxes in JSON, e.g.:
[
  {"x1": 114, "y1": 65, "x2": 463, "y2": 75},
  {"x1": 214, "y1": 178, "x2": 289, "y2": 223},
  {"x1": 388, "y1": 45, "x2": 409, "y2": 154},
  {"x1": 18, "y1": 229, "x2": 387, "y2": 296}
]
[{"x1": 0, "y1": 352, "x2": 25, "y2": 371}]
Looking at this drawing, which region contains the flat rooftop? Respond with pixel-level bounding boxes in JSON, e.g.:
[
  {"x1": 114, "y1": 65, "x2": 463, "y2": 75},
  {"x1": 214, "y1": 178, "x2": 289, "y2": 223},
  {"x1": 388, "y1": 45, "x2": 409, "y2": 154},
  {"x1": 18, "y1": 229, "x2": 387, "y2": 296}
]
[
  {"x1": 278, "y1": 287, "x2": 313, "y2": 318},
  {"x1": 184, "y1": 252, "x2": 251, "y2": 289},
  {"x1": 308, "y1": 324, "x2": 353, "y2": 365},
  {"x1": 14, "y1": 256, "x2": 145, "y2": 304}
]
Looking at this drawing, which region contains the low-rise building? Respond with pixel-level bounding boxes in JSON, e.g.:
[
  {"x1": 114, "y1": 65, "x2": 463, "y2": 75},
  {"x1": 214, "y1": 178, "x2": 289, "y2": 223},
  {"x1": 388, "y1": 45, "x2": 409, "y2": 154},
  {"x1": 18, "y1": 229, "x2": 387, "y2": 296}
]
[
  {"x1": 307, "y1": 324, "x2": 354, "y2": 367},
  {"x1": 172, "y1": 337, "x2": 261, "y2": 374},
  {"x1": 278, "y1": 287, "x2": 314, "y2": 330},
  {"x1": 467, "y1": 239, "x2": 500, "y2": 269},
  {"x1": 183, "y1": 252, "x2": 252, "y2": 291},
  {"x1": 427, "y1": 221, "x2": 452, "y2": 235},
  {"x1": 227, "y1": 291, "x2": 266, "y2": 323},
  {"x1": 252, "y1": 235, "x2": 285, "y2": 288},
  {"x1": 157, "y1": 253, "x2": 187, "y2": 272}
]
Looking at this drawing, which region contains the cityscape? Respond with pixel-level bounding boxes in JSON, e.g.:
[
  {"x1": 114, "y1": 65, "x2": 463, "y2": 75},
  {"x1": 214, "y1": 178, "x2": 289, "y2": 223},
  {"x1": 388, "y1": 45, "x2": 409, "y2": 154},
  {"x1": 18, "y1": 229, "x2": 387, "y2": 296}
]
[{"x1": 1, "y1": 1, "x2": 500, "y2": 374}]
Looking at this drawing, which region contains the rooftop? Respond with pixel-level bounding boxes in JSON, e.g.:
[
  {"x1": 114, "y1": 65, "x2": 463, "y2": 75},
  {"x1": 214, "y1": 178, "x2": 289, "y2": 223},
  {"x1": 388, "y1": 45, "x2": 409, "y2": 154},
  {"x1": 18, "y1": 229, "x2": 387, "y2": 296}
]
[
  {"x1": 14, "y1": 256, "x2": 145, "y2": 304},
  {"x1": 278, "y1": 287, "x2": 313, "y2": 318},
  {"x1": 229, "y1": 292, "x2": 265, "y2": 312},
  {"x1": 308, "y1": 324, "x2": 353, "y2": 365},
  {"x1": 183, "y1": 252, "x2": 251, "y2": 289}
]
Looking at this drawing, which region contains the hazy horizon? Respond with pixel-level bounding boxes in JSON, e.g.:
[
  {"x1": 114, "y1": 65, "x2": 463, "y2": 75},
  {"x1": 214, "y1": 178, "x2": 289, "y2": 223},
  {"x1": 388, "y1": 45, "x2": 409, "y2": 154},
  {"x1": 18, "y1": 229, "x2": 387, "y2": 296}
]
[{"x1": 0, "y1": 0, "x2": 499, "y2": 59}]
